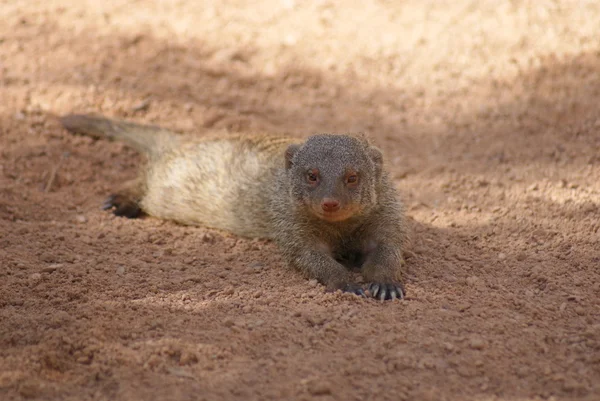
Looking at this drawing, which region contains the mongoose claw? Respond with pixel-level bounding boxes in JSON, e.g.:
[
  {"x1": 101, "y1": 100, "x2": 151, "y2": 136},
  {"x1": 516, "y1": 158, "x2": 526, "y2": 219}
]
[
  {"x1": 368, "y1": 283, "x2": 405, "y2": 301},
  {"x1": 341, "y1": 284, "x2": 367, "y2": 297},
  {"x1": 102, "y1": 194, "x2": 142, "y2": 219},
  {"x1": 101, "y1": 196, "x2": 118, "y2": 211}
]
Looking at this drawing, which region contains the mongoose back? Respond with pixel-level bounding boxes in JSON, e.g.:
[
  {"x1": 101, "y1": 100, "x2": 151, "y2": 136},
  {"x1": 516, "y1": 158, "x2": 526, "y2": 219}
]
[{"x1": 61, "y1": 114, "x2": 407, "y2": 300}]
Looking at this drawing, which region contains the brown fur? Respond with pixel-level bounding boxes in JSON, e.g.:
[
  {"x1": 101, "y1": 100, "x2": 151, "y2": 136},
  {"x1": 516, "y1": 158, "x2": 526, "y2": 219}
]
[{"x1": 60, "y1": 114, "x2": 407, "y2": 300}]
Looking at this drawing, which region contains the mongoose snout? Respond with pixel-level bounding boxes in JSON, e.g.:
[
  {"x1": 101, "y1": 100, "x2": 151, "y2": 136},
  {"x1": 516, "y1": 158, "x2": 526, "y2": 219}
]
[{"x1": 321, "y1": 198, "x2": 340, "y2": 212}]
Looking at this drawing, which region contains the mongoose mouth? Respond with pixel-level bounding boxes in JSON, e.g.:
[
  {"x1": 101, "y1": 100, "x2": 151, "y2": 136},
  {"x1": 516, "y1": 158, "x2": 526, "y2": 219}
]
[{"x1": 310, "y1": 205, "x2": 361, "y2": 223}]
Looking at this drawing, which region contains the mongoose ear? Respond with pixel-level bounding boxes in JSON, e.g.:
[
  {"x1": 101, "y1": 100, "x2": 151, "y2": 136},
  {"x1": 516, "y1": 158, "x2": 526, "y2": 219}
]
[
  {"x1": 285, "y1": 144, "x2": 301, "y2": 169},
  {"x1": 369, "y1": 146, "x2": 384, "y2": 178},
  {"x1": 355, "y1": 133, "x2": 371, "y2": 146}
]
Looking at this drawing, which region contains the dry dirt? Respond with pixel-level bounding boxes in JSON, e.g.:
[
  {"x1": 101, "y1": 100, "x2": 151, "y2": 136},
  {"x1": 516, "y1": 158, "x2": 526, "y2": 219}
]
[{"x1": 1, "y1": 1, "x2": 600, "y2": 400}]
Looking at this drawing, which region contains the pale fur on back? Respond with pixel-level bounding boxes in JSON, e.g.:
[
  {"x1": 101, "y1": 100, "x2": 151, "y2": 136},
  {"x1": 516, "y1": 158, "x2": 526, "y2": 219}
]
[{"x1": 140, "y1": 134, "x2": 298, "y2": 238}]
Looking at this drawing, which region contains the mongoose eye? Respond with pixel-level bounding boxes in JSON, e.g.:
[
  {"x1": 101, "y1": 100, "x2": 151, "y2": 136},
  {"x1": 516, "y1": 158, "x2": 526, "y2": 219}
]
[
  {"x1": 306, "y1": 170, "x2": 320, "y2": 184},
  {"x1": 346, "y1": 174, "x2": 359, "y2": 185}
]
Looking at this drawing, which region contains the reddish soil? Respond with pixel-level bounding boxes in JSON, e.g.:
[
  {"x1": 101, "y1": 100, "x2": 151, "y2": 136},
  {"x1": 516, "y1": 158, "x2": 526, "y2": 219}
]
[{"x1": 1, "y1": 1, "x2": 599, "y2": 400}]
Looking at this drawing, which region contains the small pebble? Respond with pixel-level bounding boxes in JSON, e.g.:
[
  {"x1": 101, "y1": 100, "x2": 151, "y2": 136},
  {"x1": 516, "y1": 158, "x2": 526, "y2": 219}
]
[
  {"x1": 41, "y1": 264, "x2": 62, "y2": 273},
  {"x1": 75, "y1": 215, "x2": 87, "y2": 223},
  {"x1": 307, "y1": 380, "x2": 332, "y2": 396},
  {"x1": 29, "y1": 273, "x2": 42, "y2": 282},
  {"x1": 202, "y1": 233, "x2": 215, "y2": 243},
  {"x1": 132, "y1": 99, "x2": 151, "y2": 112},
  {"x1": 469, "y1": 337, "x2": 486, "y2": 350},
  {"x1": 466, "y1": 276, "x2": 480, "y2": 286}
]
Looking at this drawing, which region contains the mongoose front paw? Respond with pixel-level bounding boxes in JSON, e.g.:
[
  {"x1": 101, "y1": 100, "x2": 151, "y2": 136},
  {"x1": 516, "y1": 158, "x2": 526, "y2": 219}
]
[
  {"x1": 102, "y1": 194, "x2": 142, "y2": 218},
  {"x1": 368, "y1": 282, "x2": 405, "y2": 301},
  {"x1": 341, "y1": 284, "x2": 367, "y2": 297}
]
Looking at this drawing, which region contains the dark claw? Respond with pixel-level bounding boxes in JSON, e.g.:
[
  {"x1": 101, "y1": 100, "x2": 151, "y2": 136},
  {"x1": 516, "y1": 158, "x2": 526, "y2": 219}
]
[
  {"x1": 342, "y1": 284, "x2": 367, "y2": 297},
  {"x1": 368, "y1": 282, "x2": 405, "y2": 301},
  {"x1": 101, "y1": 194, "x2": 142, "y2": 219},
  {"x1": 101, "y1": 196, "x2": 116, "y2": 210}
]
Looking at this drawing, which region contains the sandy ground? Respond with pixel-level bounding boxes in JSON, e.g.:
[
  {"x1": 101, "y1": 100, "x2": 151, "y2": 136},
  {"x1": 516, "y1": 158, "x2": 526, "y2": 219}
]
[{"x1": 1, "y1": 0, "x2": 600, "y2": 400}]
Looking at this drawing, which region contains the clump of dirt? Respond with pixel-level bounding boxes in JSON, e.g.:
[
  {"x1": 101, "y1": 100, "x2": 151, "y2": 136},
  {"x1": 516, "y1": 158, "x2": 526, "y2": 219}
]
[{"x1": 1, "y1": 1, "x2": 599, "y2": 400}]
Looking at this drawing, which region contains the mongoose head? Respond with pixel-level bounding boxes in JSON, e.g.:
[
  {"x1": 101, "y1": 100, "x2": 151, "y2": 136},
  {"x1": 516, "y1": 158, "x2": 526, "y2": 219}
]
[{"x1": 285, "y1": 134, "x2": 384, "y2": 222}]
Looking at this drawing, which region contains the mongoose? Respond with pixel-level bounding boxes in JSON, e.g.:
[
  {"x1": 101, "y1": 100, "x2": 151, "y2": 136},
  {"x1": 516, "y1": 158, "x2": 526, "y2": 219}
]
[{"x1": 60, "y1": 114, "x2": 407, "y2": 300}]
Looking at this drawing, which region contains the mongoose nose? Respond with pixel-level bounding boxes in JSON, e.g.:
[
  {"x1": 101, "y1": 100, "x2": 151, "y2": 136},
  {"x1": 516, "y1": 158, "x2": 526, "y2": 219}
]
[{"x1": 321, "y1": 198, "x2": 340, "y2": 212}]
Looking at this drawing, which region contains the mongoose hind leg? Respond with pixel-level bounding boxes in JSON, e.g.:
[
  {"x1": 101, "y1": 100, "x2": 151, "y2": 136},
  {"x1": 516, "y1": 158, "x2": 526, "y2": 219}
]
[{"x1": 102, "y1": 178, "x2": 145, "y2": 219}]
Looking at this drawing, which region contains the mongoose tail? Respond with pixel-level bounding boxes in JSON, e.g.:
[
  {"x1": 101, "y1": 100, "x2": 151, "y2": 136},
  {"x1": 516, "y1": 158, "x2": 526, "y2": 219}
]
[{"x1": 60, "y1": 114, "x2": 179, "y2": 156}]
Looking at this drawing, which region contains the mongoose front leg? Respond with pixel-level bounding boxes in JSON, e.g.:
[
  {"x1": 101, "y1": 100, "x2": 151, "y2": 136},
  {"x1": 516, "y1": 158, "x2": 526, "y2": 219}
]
[
  {"x1": 361, "y1": 243, "x2": 405, "y2": 300},
  {"x1": 291, "y1": 248, "x2": 366, "y2": 297},
  {"x1": 102, "y1": 178, "x2": 145, "y2": 218}
]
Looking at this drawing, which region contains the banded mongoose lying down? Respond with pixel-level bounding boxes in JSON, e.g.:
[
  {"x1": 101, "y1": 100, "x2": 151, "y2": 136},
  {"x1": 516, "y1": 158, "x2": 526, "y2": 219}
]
[{"x1": 60, "y1": 114, "x2": 408, "y2": 300}]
